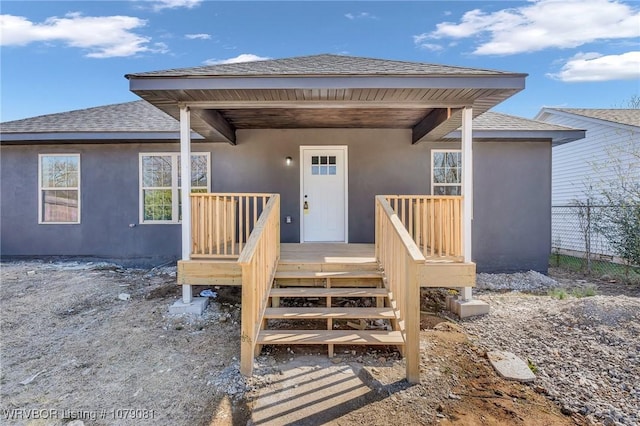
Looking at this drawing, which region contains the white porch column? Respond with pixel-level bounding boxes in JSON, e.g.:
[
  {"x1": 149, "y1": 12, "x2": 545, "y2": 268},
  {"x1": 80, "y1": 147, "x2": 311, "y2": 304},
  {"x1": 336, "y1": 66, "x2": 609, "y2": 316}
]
[
  {"x1": 461, "y1": 106, "x2": 473, "y2": 301},
  {"x1": 180, "y1": 105, "x2": 193, "y2": 304}
]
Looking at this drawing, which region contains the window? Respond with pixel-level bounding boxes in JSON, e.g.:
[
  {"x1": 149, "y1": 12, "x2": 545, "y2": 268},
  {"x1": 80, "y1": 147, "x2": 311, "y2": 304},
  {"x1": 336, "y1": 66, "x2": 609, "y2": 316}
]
[
  {"x1": 39, "y1": 154, "x2": 80, "y2": 224},
  {"x1": 431, "y1": 150, "x2": 461, "y2": 195},
  {"x1": 311, "y1": 155, "x2": 337, "y2": 175},
  {"x1": 139, "y1": 153, "x2": 210, "y2": 223}
]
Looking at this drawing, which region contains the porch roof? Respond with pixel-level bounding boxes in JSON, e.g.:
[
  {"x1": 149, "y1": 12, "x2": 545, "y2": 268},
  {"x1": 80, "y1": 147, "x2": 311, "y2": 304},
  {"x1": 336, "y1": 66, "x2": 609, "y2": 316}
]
[{"x1": 125, "y1": 54, "x2": 527, "y2": 145}]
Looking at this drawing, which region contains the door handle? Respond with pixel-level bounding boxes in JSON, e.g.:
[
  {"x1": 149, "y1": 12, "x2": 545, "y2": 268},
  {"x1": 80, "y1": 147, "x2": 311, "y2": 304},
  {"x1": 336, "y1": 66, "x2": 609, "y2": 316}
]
[{"x1": 304, "y1": 201, "x2": 309, "y2": 210}]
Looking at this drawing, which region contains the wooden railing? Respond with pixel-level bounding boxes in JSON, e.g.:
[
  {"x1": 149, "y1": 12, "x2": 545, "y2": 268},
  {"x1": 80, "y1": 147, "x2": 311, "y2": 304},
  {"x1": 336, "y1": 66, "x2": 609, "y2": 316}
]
[
  {"x1": 375, "y1": 196, "x2": 424, "y2": 384},
  {"x1": 190, "y1": 193, "x2": 272, "y2": 258},
  {"x1": 385, "y1": 195, "x2": 463, "y2": 259},
  {"x1": 238, "y1": 194, "x2": 280, "y2": 376}
]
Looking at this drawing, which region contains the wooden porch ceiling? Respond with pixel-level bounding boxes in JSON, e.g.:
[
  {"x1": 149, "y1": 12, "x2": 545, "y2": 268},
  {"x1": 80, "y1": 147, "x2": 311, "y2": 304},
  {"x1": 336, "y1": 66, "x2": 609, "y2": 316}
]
[{"x1": 132, "y1": 86, "x2": 523, "y2": 145}]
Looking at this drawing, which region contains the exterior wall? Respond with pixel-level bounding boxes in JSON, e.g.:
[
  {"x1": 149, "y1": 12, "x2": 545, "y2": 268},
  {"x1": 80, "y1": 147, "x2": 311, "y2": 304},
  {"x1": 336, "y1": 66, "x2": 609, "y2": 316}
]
[
  {"x1": 542, "y1": 112, "x2": 639, "y2": 256},
  {"x1": 1, "y1": 130, "x2": 553, "y2": 272},
  {"x1": 473, "y1": 141, "x2": 552, "y2": 273},
  {"x1": 1, "y1": 142, "x2": 216, "y2": 266}
]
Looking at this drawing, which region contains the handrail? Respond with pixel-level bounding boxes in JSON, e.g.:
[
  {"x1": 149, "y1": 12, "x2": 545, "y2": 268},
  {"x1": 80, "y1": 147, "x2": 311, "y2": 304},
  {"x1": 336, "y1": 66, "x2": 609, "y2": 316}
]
[
  {"x1": 190, "y1": 193, "x2": 272, "y2": 258},
  {"x1": 384, "y1": 195, "x2": 463, "y2": 259},
  {"x1": 238, "y1": 194, "x2": 280, "y2": 376},
  {"x1": 375, "y1": 195, "x2": 424, "y2": 384}
]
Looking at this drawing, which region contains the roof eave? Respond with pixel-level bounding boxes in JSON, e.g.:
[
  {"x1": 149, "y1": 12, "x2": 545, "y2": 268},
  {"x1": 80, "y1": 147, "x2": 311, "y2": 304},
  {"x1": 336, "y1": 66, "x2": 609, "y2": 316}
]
[
  {"x1": 444, "y1": 129, "x2": 586, "y2": 144},
  {"x1": 128, "y1": 74, "x2": 527, "y2": 91},
  {"x1": 0, "y1": 131, "x2": 205, "y2": 143}
]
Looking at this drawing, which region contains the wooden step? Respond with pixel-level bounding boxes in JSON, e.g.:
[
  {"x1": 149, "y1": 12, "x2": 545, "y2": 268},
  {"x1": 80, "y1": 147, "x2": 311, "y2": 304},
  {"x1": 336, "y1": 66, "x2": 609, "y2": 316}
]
[
  {"x1": 257, "y1": 330, "x2": 404, "y2": 345},
  {"x1": 274, "y1": 271, "x2": 382, "y2": 280},
  {"x1": 269, "y1": 287, "x2": 387, "y2": 298},
  {"x1": 276, "y1": 262, "x2": 380, "y2": 273},
  {"x1": 264, "y1": 307, "x2": 394, "y2": 319}
]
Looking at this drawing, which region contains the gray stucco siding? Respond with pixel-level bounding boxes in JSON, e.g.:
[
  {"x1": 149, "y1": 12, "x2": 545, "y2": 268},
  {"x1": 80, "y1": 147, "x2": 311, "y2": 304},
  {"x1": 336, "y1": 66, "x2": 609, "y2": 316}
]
[
  {"x1": 1, "y1": 133, "x2": 552, "y2": 272},
  {"x1": 472, "y1": 141, "x2": 551, "y2": 273},
  {"x1": 1, "y1": 142, "x2": 216, "y2": 266}
]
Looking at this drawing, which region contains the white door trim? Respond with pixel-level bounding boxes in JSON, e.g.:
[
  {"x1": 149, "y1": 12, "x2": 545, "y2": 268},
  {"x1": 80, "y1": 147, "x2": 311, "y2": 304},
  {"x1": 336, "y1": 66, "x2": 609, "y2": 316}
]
[{"x1": 299, "y1": 145, "x2": 349, "y2": 243}]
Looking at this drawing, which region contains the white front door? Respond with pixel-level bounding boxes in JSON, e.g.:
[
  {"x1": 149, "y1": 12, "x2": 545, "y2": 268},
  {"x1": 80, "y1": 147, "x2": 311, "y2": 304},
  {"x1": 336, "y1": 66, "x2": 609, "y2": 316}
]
[{"x1": 301, "y1": 147, "x2": 347, "y2": 242}]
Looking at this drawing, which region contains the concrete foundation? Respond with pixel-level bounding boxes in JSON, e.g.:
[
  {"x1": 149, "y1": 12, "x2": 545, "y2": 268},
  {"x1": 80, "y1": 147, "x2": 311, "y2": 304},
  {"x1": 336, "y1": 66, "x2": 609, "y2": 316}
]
[
  {"x1": 169, "y1": 297, "x2": 209, "y2": 315},
  {"x1": 446, "y1": 296, "x2": 490, "y2": 319}
]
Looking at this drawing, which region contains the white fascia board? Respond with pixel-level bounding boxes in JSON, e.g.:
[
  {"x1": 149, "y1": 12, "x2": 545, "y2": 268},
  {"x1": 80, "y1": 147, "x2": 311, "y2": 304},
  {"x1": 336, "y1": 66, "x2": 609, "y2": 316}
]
[{"x1": 129, "y1": 75, "x2": 526, "y2": 91}]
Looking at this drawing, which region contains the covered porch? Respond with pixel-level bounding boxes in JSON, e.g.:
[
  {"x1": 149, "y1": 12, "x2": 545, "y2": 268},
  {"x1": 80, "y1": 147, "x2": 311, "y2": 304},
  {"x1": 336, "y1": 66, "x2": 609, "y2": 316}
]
[{"x1": 126, "y1": 54, "x2": 528, "y2": 382}]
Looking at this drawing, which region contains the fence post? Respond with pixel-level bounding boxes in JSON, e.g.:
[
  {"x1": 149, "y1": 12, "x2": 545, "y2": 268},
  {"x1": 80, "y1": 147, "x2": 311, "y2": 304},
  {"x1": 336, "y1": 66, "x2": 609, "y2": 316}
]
[{"x1": 586, "y1": 199, "x2": 592, "y2": 274}]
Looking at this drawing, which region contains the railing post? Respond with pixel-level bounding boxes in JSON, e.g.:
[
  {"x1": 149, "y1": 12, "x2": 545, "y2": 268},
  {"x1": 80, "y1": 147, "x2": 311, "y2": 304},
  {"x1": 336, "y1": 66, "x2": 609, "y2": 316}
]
[
  {"x1": 405, "y1": 259, "x2": 420, "y2": 384},
  {"x1": 240, "y1": 263, "x2": 255, "y2": 376}
]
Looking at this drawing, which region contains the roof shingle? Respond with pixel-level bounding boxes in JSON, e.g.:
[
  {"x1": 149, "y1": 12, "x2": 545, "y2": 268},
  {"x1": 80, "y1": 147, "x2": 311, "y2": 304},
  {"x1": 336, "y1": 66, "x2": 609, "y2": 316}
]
[
  {"x1": 550, "y1": 108, "x2": 640, "y2": 128},
  {"x1": 126, "y1": 54, "x2": 522, "y2": 78},
  {"x1": 0, "y1": 101, "x2": 179, "y2": 134}
]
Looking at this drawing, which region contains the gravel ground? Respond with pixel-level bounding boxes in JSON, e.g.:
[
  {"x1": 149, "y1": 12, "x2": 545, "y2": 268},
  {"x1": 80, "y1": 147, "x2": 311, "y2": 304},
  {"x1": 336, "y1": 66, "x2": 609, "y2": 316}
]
[{"x1": 464, "y1": 272, "x2": 640, "y2": 426}]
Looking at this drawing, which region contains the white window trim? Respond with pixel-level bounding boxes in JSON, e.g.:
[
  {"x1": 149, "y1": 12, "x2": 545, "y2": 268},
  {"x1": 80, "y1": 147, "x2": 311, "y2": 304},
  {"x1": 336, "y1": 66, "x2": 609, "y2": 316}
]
[
  {"x1": 38, "y1": 153, "x2": 81, "y2": 225},
  {"x1": 139, "y1": 152, "x2": 211, "y2": 224},
  {"x1": 431, "y1": 149, "x2": 462, "y2": 195}
]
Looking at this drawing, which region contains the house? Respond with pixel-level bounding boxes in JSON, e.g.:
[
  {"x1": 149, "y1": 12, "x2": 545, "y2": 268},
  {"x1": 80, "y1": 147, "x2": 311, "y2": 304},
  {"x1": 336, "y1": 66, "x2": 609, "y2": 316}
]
[
  {"x1": 1, "y1": 54, "x2": 584, "y2": 380},
  {"x1": 535, "y1": 108, "x2": 640, "y2": 259}
]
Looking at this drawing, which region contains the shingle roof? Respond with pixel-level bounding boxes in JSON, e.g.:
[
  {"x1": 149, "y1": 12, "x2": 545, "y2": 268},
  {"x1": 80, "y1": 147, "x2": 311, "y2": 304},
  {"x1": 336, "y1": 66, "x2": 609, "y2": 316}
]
[
  {"x1": 0, "y1": 100, "x2": 179, "y2": 134},
  {"x1": 126, "y1": 54, "x2": 522, "y2": 78},
  {"x1": 469, "y1": 111, "x2": 576, "y2": 132},
  {"x1": 550, "y1": 108, "x2": 640, "y2": 128}
]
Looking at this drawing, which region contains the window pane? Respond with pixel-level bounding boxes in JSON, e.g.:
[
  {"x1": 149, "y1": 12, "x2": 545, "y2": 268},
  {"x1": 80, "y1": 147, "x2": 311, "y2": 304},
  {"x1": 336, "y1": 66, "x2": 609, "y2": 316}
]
[
  {"x1": 312, "y1": 165, "x2": 319, "y2": 175},
  {"x1": 433, "y1": 167, "x2": 446, "y2": 183},
  {"x1": 433, "y1": 185, "x2": 461, "y2": 195},
  {"x1": 143, "y1": 156, "x2": 172, "y2": 187},
  {"x1": 143, "y1": 189, "x2": 172, "y2": 221},
  {"x1": 42, "y1": 190, "x2": 78, "y2": 222},
  {"x1": 328, "y1": 165, "x2": 336, "y2": 175},
  {"x1": 191, "y1": 155, "x2": 208, "y2": 187},
  {"x1": 320, "y1": 156, "x2": 328, "y2": 165},
  {"x1": 41, "y1": 156, "x2": 78, "y2": 188},
  {"x1": 445, "y1": 168, "x2": 461, "y2": 183},
  {"x1": 311, "y1": 156, "x2": 319, "y2": 165},
  {"x1": 433, "y1": 152, "x2": 445, "y2": 168},
  {"x1": 329, "y1": 156, "x2": 336, "y2": 165},
  {"x1": 446, "y1": 152, "x2": 461, "y2": 168}
]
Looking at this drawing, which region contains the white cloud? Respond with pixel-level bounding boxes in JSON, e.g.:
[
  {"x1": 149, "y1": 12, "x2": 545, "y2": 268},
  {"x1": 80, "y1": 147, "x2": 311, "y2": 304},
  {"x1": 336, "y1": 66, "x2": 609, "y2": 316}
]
[
  {"x1": 345, "y1": 12, "x2": 378, "y2": 20},
  {"x1": 416, "y1": 0, "x2": 640, "y2": 55},
  {"x1": 203, "y1": 53, "x2": 271, "y2": 65},
  {"x1": 418, "y1": 43, "x2": 444, "y2": 52},
  {"x1": 547, "y1": 51, "x2": 640, "y2": 82},
  {"x1": 185, "y1": 33, "x2": 211, "y2": 40},
  {"x1": 150, "y1": 0, "x2": 202, "y2": 12},
  {"x1": 0, "y1": 13, "x2": 162, "y2": 58}
]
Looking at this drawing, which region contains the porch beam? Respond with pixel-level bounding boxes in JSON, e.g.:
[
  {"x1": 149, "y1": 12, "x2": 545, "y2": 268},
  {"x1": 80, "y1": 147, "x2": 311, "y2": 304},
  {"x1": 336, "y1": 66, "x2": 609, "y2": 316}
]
[
  {"x1": 180, "y1": 105, "x2": 193, "y2": 304},
  {"x1": 413, "y1": 108, "x2": 464, "y2": 144},
  {"x1": 182, "y1": 100, "x2": 470, "y2": 109},
  {"x1": 461, "y1": 106, "x2": 473, "y2": 301},
  {"x1": 191, "y1": 108, "x2": 236, "y2": 145},
  {"x1": 412, "y1": 107, "x2": 461, "y2": 144}
]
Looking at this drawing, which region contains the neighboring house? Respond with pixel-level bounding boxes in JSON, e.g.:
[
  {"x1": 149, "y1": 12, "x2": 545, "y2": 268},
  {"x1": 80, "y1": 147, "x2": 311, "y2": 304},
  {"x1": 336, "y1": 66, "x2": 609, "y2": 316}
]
[
  {"x1": 0, "y1": 55, "x2": 582, "y2": 273},
  {"x1": 535, "y1": 108, "x2": 640, "y2": 258}
]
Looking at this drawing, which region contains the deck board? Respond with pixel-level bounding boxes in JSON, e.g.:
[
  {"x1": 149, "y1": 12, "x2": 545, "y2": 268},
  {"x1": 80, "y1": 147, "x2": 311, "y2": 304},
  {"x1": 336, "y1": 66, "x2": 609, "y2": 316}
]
[
  {"x1": 257, "y1": 330, "x2": 404, "y2": 345},
  {"x1": 264, "y1": 307, "x2": 395, "y2": 319}
]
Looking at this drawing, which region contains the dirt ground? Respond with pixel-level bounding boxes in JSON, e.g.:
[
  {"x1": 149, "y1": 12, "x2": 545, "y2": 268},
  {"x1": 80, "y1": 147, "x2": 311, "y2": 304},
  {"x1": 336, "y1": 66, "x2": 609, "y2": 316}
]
[{"x1": 1, "y1": 260, "x2": 589, "y2": 425}]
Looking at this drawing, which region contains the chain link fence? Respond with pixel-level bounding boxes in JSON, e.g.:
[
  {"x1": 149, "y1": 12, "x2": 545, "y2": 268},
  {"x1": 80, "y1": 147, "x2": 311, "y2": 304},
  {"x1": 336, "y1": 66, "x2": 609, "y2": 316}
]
[{"x1": 551, "y1": 203, "x2": 640, "y2": 281}]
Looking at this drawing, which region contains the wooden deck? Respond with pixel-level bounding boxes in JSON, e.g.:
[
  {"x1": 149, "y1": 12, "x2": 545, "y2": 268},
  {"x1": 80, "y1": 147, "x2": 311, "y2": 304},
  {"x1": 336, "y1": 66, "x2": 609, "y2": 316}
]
[{"x1": 178, "y1": 242, "x2": 475, "y2": 287}]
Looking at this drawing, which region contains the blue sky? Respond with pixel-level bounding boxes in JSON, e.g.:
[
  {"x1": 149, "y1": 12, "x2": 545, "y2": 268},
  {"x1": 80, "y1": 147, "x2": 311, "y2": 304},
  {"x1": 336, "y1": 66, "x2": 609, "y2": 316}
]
[{"x1": 1, "y1": 0, "x2": 639, "y2": 122}]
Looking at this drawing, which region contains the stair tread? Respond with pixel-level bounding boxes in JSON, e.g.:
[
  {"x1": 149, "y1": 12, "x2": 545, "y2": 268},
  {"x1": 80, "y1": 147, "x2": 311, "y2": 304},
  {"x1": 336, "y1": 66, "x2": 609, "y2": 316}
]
[
  {"x1": 264, "y1": 307, "x2": 394, "y2": 319},
  {"x1": 274, "y1": 271, "x2": 382, "y2": 279},
  {"x1": 270, "y1": 287, "x2": 387, "y2": 297},
  {"x1": 257, "y1": 329, "x2": 404, "y2": 345}
]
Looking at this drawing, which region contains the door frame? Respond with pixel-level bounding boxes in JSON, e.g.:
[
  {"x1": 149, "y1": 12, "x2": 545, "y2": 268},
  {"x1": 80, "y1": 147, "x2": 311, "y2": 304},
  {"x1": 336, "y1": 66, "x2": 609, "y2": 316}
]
[{"x1": 299, "y1": 145, "x2": 349, "y2": 243}]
